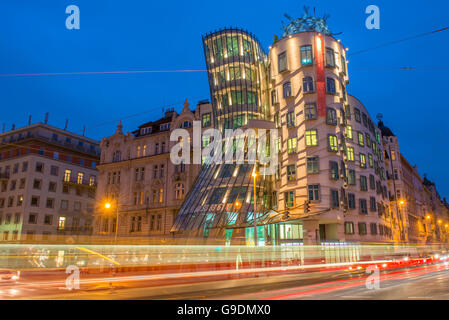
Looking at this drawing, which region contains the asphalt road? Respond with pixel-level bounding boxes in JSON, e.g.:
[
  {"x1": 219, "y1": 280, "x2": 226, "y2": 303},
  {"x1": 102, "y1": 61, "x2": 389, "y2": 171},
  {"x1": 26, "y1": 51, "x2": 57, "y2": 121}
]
[{"x1": 2, "y1": 261, "x2": 448, "y2": 300}]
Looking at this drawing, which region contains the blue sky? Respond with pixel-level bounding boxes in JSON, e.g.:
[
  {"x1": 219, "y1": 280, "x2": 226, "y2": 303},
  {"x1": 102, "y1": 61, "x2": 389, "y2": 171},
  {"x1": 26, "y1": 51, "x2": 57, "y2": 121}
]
[{"x1": 0, "y1": 0, "x2": 448, "y2": 196}]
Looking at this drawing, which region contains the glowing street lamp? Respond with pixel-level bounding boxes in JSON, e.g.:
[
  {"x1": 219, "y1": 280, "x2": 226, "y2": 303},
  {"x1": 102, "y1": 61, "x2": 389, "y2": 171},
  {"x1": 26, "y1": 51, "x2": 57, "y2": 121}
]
[
  {"x1": 399, "y1": 200, "x2": 405, "y2": 206},
  {"x1": 104, "y1": 201, "x2": 119, "y2": 243}
]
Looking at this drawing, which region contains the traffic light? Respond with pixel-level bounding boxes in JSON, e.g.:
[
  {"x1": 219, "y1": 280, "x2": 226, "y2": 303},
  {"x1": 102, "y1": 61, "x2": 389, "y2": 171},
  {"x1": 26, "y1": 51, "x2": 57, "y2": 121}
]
[{"x1": 304, "y1": 200, "x2": 310, "y2": 214}]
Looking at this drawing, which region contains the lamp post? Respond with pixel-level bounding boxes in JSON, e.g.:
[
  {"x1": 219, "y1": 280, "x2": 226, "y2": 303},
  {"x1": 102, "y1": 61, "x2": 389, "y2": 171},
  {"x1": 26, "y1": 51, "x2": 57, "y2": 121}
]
[
  {"x1": 104, "y1": 201, "x2": 119, "y2": 244},
  {"x1": 252, "y1": 169, "x2": 258, "y2": 246}
]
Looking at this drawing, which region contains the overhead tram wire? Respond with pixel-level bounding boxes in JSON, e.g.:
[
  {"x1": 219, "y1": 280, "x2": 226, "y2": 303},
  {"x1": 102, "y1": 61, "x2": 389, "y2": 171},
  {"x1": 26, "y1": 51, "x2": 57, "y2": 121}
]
[
  {"x1": 0, "y1": 69, "x2": 207, "y2": 77},
  {"x1": 348, "y1": 26, "x2": 449, "y2": 56}
]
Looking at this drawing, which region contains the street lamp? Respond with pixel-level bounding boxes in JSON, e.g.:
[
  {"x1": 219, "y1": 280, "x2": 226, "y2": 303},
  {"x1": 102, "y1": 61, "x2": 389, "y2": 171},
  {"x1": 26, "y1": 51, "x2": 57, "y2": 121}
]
[
  {"x1": 252, "y1": 169, "x2": 258, "y2": 246},
  {"x1": 104, "y1": 200, "x2": 119, "y2": 243}
]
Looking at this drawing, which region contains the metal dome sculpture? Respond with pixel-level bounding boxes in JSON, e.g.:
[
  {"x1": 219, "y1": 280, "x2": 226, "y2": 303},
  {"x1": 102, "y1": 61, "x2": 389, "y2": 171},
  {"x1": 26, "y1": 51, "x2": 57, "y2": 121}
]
[{"x1": 281, "y1": 6, "x2": 332, "y2": 38}]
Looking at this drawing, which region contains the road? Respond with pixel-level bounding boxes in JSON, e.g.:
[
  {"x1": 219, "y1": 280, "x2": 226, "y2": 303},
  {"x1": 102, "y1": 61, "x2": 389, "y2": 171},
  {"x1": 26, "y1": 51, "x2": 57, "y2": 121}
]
[{"x1": 1, "y1": 260, "x2": 449, "y2": 300}]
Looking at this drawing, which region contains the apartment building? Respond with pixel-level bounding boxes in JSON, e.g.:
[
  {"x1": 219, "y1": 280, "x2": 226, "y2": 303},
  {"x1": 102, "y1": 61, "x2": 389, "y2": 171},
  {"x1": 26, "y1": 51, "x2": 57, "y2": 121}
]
[
  {"x1": 93, "y1": 99, "x2": 213, "y2": 237},
  {"x1": 0, "y1": 122, "x2": 100, "y2": 241}
]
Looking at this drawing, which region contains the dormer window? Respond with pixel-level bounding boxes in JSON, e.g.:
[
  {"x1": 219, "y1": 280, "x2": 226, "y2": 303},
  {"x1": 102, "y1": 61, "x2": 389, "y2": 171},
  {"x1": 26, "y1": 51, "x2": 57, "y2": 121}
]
[
  {"x1": 180, "y1": 121, "x2": 192, "y2": 128},
  {"x1": 140, "y1": 127, "x2": 152, "y2": 135},
  {"x1": 160, "y1": 123, "x2": 170, "y2": 131}
]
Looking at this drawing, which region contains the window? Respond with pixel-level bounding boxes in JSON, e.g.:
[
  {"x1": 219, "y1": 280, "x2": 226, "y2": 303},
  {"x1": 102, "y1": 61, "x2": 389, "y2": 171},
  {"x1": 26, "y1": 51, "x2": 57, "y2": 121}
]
[
  {"x1": 306, "y1": 157, "x2": 319, "y2": 174},
  {"x1": 49, "y1": 182, "x2": 57, "y2": 192},
  {"x1": 74, "y1": 201, "x2": 81, "y2": 211},
  {"x1": 300, "y1": 45, "x2": 313, "y2": 65},
  {"x1": 286, "y1": 111, "x2": 295, "y2": 127},
  {"x1": 348, "y1": 193, "x2": 356, "y2": 209},
  {"x1": 35, "y1": 162, "x2": 44, "y2": 173},
  {"x1": 175, "y1": 183, "x2": 185, "y2": 200},
  {"x1": 330, "y1": 189, "x2": 339, "y2": 208},
  {"x1": 44, "y1": 215, "x2": 53, "y2": 225},
  {"x1": 46, "y1": 198, "x2": 54, "y2": 208},
  {"x1": 391, "y1": 150, "x2": 397, "y2": 161},
  {"x1": 22, "y1": 161, "x2": 28, "y2": 172},
  {"x1": 17, "y1": 195, "x2": 23, "y2": 206},
  {"x1": 31, "y1": 196, "x2": 39, "y2": 207},
  {"x1": 326, "y1": 108, "x2": 337, "y2": 125},
  {"x1": 60, "y1": 200, "x2": 68, "y2": 210},
  {"x1": 358, "y1": 132, "x2": 365, "y2": 146},
  {"x1": 345, "y1": 125, "x2": 353, "y2": 139},
  {"x1": 14, "y1": 213, "x2": 20, "y2": 224},
  {"x1": 283, "y1": 81, "x2": 292, "y2": 98},
  {"x1": 271, "y1": 90, "x2": 278, "y2": 105},
  {"x1": 305, "y1": 130, "x2": 318, "y2": 146},
  {"x1": 50, "y1": 166, "x2": 59, "y2": 176},
  {"x1": 326, "y1": 78, "x2": 336, "y2": 94},
  {"x1": 77, "y1": 172, "x2": 84, "y2": 184},
  {"x1": 345, "y1": 222, "x2": 354, "y2": 234},
  {"x1": 287, "y1": 165, "x2": 296, "y2": 181},
  {"x1": 308, "y1": 185, "x2": 320, "y2": 201},
  {"x1": 328, "y1": 135, "x2": 338, "y2": 152},
  {"x1": 287, "y1": 137, "x2": 297, "y2": 154},
  {"x1": 354, "y1": 108, "x2": 361, "y2": 122},
  {"x1": 358, "y1": 222, "x2": 367, "y2": 235},
  {"x1": 329, "y1": 161, "x2": 339, "y2": 180},
  {"x1": 64, "y1": 169, "x2": 71, "y2": 182},
  {"x1": 284, "y1": 191, "x2": 294, "y2": 208},
  {"x1": 304, "y1": 103, "x2": 317, "y2": 120},
  {"x1": 113, "y1": 151, "x2": 121, "y2": 162},
  {"x1": 359, "y1": 153, "x2": 366, "y2": 168},
  {"x1": 159, "y1": 164, "x2": 164, "y2": 178},
  {"x1": 58, "y1": 217, "x2": 66, "y2": 230},
  {"x1": 325, "y1": 47, "x2": 335, "y2": 67},
  {"x1": 360, "y1": 176, "x2": 368, "y2": 191},
  {"x1": 278, "y1": 51, "x2": 287, "y2": 72},
  {"x1": 370, "y1": 223, "x2": 378, "y2": 235},
  {"x1": 370, "y1": 197, "x2": 377, "y2": 211},
  {"x1": 303, "y1": 76, "x2": 314, "y2": 92},
  {"x1": 202, "y1": 113, "x2": 211, "y2": 127},
  {"x1": 347, "y1": 147, "x2": 354, "y2": 161},
  {"x1": 28, "y1": 213, "x2": 37, "y2": 224},
  {"x1": 369, "y1": 174, "x2": 375, "y2": 190},
  {"x1": 368, "y1": 154, "x2": 374, "y2": 168},
  {"x1": 359, "y1": 199, "x2": 368, "y2": 214}
]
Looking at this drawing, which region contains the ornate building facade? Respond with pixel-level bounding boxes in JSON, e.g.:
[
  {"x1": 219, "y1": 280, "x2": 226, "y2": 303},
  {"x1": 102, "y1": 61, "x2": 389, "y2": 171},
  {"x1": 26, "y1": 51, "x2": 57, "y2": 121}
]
[{"x1": 93, "y1": 100, "x2": 213, "y2": 237}]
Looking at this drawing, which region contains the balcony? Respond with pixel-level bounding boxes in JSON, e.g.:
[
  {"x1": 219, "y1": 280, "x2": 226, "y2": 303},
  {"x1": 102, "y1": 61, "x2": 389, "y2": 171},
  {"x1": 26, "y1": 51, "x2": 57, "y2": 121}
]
[{"x1": 62, "y1": 177, "x2": 97, "y2": 188}]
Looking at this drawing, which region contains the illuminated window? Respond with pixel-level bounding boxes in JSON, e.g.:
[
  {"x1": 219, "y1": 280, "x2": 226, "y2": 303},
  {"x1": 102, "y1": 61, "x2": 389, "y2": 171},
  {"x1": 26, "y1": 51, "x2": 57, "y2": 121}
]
[
  {"x1": 300, "y1": 45, "x2": 313, "y2": 65},
  {"x1": 345, "y1": 222, "x2": 354, "y2": 234},
  {"x1": 287, "y1": 138, "x2": 297, "y2": 154},
  {"x1": 328, "y1": 135, "x2": 338, "y2": 152},
  {"x1": 287, "y1": 165, "x2": 296, "y2": 181},
  {"x1": 231, "y1": 90, "x2": 243, "y2": 105},
  {"x1": 368, "y1": 154, "x2": 373, "y2": 168},
  {"x1": 64, "y1": 169, "x2": 71, "y2": 182},
  {"x1": 77, "y1": 172, "x2": 84, "y2": 184},
  {"x1": 305, "y1": 130, "x2": 318, "y2": 146},
  {"x1": 226, "y1": 36, "x2": 239, "y2": 57},
  {"x1": 202, "y1": 113, "x2": 211, "y2": 127},
  {"x1": 58, "y1": 216, "x2": 66, "y2": 230},
  {"x1": 347, "y1": 147, "x2": 354, "y2": 161},
  {"x1": 358, "y1": 132, "x2": 365, "y2": 146},
  {"x1": 360, "y1": 153, "x2": 366, "y2": 168},
  {"x1": 345, "y1": 125, "x2": 353, "y2": 139},
  {"x1": 175, "y1": 183, "x2": 185, "y2": 200},
  {"x1": 136, "y1": 146, "x2": 141, "y2": 157},
  {"x1": 391, "y1": 150, "x2": 396, "y2": 161}
]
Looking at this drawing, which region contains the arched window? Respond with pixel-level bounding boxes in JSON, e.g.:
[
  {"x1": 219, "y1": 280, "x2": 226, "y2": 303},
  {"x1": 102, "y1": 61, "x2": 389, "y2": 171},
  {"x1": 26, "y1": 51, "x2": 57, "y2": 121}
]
[
  {"x1": 303, "y1": 76, "x2": 314, "y2": 93},
  {"x1": 175, "y1": 183, "x2": 185, "y2": 200},
  {"x1": 326, "y1": 77, "x2": 336, "y2": 94}
]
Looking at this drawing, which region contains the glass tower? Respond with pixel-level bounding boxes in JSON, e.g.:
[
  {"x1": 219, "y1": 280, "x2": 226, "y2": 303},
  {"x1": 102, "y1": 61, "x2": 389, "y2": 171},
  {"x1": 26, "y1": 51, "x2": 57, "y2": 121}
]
[{"x1": 171, "y1": 29, "x2": 274, "y2": 244}]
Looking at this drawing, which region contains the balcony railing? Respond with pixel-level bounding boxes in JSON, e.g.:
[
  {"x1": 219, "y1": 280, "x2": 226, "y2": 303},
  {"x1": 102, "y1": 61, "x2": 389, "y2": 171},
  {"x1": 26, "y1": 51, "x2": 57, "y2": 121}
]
[{"x1": 62, "y1": 177, "x2": 97, "y2": 188}]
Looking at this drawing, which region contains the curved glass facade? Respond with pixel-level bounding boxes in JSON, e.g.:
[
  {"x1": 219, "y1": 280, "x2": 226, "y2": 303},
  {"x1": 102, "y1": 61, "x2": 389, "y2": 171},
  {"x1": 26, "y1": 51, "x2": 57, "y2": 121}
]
[{"x1": 171, "y1": 29, "x2": 273, "y2": 244}]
